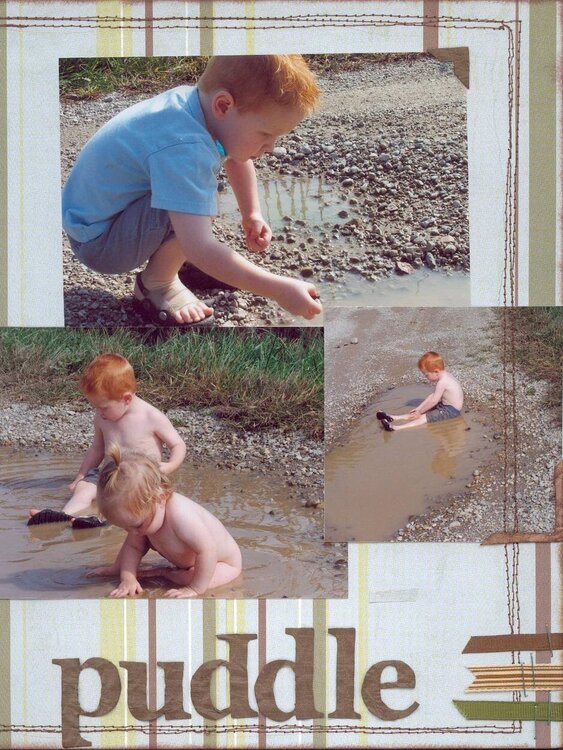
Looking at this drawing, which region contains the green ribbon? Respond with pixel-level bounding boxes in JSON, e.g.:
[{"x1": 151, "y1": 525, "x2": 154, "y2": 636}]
[{"x1": 453, "y1": 700, "x2": 563, "y2": 722}]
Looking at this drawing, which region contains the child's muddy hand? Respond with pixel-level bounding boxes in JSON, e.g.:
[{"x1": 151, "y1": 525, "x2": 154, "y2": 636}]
[
  {"x1": 274, "y1": 279, "x2": 322, "y2": 319},
  {"x1": 109, "y1": 579, "x2": 143, "y2": 598},
  {"x1": 242, "y1": 216, "x2": 272, "y2": 252},
  {"x1": 87, "y1": 565, "x2": 119, "y2": 578},
  {"x1": 165, "y1": 585, "x2": 198, "y2": 599}
]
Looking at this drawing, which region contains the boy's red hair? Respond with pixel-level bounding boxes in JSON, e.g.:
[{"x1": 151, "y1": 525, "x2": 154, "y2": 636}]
[
  {"x1": 80, "y1": 353, "x2": 137, "y2": 399},
  {"x1": 418, "y1": 351, "x2": 445, "y2": 372},
  {"x1": 198, "y1": 55, "x2": 320, "y2": 114}
]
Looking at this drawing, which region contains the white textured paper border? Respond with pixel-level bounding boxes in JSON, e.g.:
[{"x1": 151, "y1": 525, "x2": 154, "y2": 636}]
[{"x1": 2, "y1": 0, "x2": 526, "y2": 323}]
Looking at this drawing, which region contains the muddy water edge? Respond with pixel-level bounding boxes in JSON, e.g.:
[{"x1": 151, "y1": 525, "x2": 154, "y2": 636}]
[
  {"x1": 325, "y1": 383, "x2": 494, "y2": 541},
  {"x1": 0, "y1": 425, "x2": 346, "y2": 599}
]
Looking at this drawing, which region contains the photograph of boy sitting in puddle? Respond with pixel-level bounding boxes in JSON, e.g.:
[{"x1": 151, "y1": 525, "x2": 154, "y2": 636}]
[
  {"x1": 376, "y1": 351, "x2": 463, "y2": 431},
  {"x1": 28, "y1": 353, "x2": 186, "y2": 529},
  {"x1": 324, "y1": 307, "x2": 561, "y2": 543}
]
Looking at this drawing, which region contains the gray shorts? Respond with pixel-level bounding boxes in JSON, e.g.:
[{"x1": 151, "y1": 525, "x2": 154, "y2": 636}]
[
  {"x1": 81, "y1": 467, "x2": 100, "y2": 485},
  {"x1": 68, "y1": 193, "x2": 174, "y2": 274},
  {"x1": 426, "y1": 402, "x2": 461, "y2": 423}
]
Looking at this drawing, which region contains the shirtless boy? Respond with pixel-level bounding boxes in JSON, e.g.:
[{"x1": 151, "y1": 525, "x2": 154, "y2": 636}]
[
  {"x1": 88, "y1": 445, "x2": 242, "y2": 598},
  {"x1": 377, "y1": 351, "x2": 463, "y2": 431},
  {"x1": 28, "y1": 353, "x2": 185, "y2": 528}
]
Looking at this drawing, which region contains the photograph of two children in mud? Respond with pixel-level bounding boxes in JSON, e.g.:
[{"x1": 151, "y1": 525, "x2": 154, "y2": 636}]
[{"x1": 0, "y1": 52, "x2": 559, "y2": 601}]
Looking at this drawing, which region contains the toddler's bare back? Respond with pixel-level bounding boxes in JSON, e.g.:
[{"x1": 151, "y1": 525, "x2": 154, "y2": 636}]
[
  {"x1": 440, "y1": 371, "x2": 464, "y2": 411},
  {"x1": 147, "y1": 492, "x2": 240, "y2": 571}
]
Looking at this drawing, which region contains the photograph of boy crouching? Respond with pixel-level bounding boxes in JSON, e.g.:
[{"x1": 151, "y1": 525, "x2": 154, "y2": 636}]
[
  {"x1": 88, "y1": 445, "x2": 242, "y2": 598},
  {"x1": 63, "y1": 55, "x2": 323, "y2": 325}
]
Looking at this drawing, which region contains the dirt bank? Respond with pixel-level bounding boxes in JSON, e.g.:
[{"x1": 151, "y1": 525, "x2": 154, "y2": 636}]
[
  {"x1": 325, "y1": 308, "x2": 560, "y2": 542},
  {"x1": 61, "y1": 56, "x2": 467, "y2": 326}
]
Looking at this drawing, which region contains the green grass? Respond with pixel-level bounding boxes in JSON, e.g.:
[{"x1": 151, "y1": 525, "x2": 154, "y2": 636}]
[
  {"x1": 60, "y1": 53, "x2": 426, "y2": 99},
  {"x1": 0, "y1": 328, "x2": 323, "y2": 438},
  {"x1": 60, "y1": 57, "x2": 209, "y2": 99},
  {"x1": 495, "y1": 307, "x2": 562, "y2": 407}
]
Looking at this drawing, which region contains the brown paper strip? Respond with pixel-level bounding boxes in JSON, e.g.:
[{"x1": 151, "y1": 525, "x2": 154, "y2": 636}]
[{"x1": 463, "y1": 633, "x2": 562, "y2": 655}]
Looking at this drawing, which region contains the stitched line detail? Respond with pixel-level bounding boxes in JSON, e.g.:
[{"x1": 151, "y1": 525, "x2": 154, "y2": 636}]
[{"x1": 0, "y1": 9, "x2": 525, "y2": 740}]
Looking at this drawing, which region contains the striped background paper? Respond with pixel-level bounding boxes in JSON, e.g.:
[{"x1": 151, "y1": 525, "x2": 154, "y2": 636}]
[
  {"x1": 0, "y1": 1, "x2": 561, "y2": 748},
  {"x1": 2, "y1": 543, "x2": 562, "y2": 748}
]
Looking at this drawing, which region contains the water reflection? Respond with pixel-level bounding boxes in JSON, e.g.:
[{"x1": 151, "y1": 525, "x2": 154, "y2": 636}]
[{"x1": 325, "y1": 384, "x2": 492, "y2": 541}]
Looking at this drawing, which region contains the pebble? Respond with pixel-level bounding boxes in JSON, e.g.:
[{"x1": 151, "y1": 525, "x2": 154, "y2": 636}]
[{"x1": 395, "y1": 261, "x2": 414, "y2": 275}]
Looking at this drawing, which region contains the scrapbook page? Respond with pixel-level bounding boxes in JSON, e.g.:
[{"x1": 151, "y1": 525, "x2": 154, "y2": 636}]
[{"x1": 0, "y1": 1, "x2": 561, "y2": 748}]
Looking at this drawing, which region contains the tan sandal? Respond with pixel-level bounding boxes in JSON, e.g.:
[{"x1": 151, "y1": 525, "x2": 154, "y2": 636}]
[{"x1": 133, "y1": 273, "x2": 215, "y2": 326}]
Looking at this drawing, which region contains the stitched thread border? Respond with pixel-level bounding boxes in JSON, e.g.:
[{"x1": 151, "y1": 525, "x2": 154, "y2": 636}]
[{"x1": 0, "y1": 6, "x2": 525, "y2": 743}]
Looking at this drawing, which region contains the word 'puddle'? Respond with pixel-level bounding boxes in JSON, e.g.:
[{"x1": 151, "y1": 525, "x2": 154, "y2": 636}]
[
  {"x1": 325, "y1": 384, "x2": 494, "y2": 541},
  {"x1": 0, "y1": 448, "x2": 345, "y2": 599}
]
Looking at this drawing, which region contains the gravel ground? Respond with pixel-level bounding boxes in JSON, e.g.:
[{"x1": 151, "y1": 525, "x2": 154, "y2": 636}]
[
  {"x1": 61, "y1": 56, "x2": 468, "y2": 326},
  {"x1": 0, "y1": 401, "x2": 322, "y2": 502},
  {"x1": 325, "y1": 308, "x2": 560, "y2": 542}
]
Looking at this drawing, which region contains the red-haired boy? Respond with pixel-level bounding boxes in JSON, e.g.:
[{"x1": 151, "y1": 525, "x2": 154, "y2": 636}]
[
  {"x1": 28, "y1": 353, "x2": 186, "y2": 527},
  {"x1": 377, "y1": 351, "x2": 464, "y2": 431},
  {"x1": 62, "y1": 55, "x2": 322, "y2": 324}
]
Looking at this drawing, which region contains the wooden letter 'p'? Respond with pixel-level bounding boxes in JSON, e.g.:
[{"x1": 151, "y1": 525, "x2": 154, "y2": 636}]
[{"x1": 52, "y1": 658, "x2": 121, "y2": 748}]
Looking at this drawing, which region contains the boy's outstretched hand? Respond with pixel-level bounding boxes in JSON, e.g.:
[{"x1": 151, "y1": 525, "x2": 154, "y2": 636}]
[
  {"x1": 242, "y1": 215, "x2": 272, "y2": 252},
  {"x1": 273, "y1": 278, "x2": 322, "y2": 320}
]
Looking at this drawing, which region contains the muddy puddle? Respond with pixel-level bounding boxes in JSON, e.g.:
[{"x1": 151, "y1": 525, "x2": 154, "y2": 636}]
[
  {"x1": 219, "y1": 174, "x2": 350, "y2": 229},
  {"x1": 325, "y1": 384, "x2": 494, "y2": 541},
  {"x1": 219, "y1": 175, "x2": 469, "y2": 321},
  {"x1": 0, "y1": 448, "x2": 344, "y2": 599},
  {"x1": 320, "y1": 269, "x2": 469, "y2": 307}
]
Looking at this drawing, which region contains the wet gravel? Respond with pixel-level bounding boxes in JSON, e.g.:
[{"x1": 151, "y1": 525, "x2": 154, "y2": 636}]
[
  {"x1": 61, "y1": 56, "x2": 468, "y2": 327},
  {"x1": 325, "y1": 308, "x2": 560, "y2": 542},
  {"x1": 0, "y1": 400, "x2": 322, "y2": 501}
]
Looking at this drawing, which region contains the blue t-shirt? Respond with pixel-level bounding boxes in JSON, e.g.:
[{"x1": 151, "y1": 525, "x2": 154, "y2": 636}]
[{"x1": 62, "y1": 86, "x2": 223, "y2": 242}]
